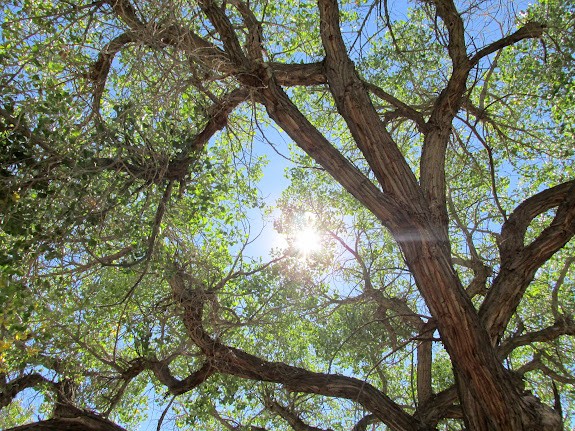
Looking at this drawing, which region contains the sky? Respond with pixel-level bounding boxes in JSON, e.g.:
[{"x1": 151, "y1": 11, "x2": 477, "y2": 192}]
[{"x1": 3, "y1": 0, "x2": 561, "y2": 429}]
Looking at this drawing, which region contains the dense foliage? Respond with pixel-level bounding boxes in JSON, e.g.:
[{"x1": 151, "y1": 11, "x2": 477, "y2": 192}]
[{"x1": 0, "y1": 0, "x2": 574, "y2": 430}]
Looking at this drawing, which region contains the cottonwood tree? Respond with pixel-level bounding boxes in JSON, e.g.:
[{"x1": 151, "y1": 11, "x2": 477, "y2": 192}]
[{"x1": 0, "y1": 0, "x2": 574, "y2": 430}]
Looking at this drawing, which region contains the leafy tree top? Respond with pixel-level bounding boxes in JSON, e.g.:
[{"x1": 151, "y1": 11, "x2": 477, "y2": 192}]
[{"x1": 0, "y1": 0, "x2": 574, "y2": 430}]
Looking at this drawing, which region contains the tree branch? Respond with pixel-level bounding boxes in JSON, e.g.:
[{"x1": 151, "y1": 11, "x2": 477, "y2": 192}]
[
  {"x1": 89, "y1": 32, "x2": 136, "y2": 113},
  {"x1": 364, "y1": 82, "x2": 427, "y2": 131},
  {"x1": 469, "y1": 22, "x2": 546, "y2": 67},
  {"x1": 264, "y1": 398, "x2": 333, "y2": 431},
  {"x1": 0, "y1": 373, "x2": 51, "y2": 409},
  {"x1": 317, "y1": 0, "x2": 425, "y2": 214},
  {"x1": 168, "y1": 268, "x2": 430, "y2": 431},
  {"x1": 351, "y1": 414, "x2": 379, "y2": 431},
  {"x1": 480, "y1": 180, "x2": 575, "y2": 340},
  {"x1": 148, "y1": 359, "x2": 215, "y2": 395},
  {"x1": 498, "y1": 318, "x2": 575, "y2": 359}
]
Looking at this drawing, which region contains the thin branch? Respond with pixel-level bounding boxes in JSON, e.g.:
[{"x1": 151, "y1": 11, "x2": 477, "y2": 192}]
[
  {"x1": 498, "y1": 319, "x2": 575, "y2": 359},
  {"x1": 156, "y1": 395, "x2": 176, "y2": 431},
  {"x1": 469, "y1": 22, "x2": 546, "y2": 67},
  {"x1": 551, "y1": 256, "x2": 575, "y2": 320}
]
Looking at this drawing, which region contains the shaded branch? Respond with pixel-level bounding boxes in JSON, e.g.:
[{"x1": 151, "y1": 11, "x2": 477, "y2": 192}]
[
  {"x1": 211, "y1": 408, "x2": 268, "y2": 431},
  {"x1": 264, "y1": 398, "x2": 334, "y2": 431},
  {"x1": 551, "y1": 256, "x2": 575, "y2": 320},
  {"x1": 148, "y1": 359, "x2": 215, "y2": 395},
  {"x1": 0, "y1": 373, "x2": 51, "y2": 409},
  {"x1": 317, "y1": 0, "x2": 424, "y2": 214},
  {"x1": 498, "y1": 318, "x2": 575, "y2": 359},
  {"x1": 169, "y1": 268, "x2": 430, "y2": 431},
  {"x1": 88, "y1": 32, "x2": 136, "y2": 113},
  {"x1": 516, "y1": 355, "x2": 575, "y2": 384},
  {"x1": 364, "y1": 82, "x2": 427, "y2": 131},
  {"x1": 480, "y1": 180, "x2": 575, "y2": 340},
  {"x1": 4, "y1": 407, "x2": 128, "y2": 431},
  {"x1": 196, "y1": 0, "x2": 249, "y2": 68},
  {"x1": 351, "y1": 414, "x2": 379, "y2": 431}
]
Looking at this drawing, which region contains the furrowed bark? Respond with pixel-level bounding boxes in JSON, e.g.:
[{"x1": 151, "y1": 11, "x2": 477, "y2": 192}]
[
  {"x1": 315, "y1": 1, "x2": 562, "y2": 429},
  {"x1": 318, "y1": 0, "x2": 424, "y2": 213}
]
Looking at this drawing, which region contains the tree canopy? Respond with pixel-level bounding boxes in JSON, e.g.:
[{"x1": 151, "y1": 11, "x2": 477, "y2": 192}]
[{"x1": 1, "y1": 0, "x2": 574, "y2": 430}]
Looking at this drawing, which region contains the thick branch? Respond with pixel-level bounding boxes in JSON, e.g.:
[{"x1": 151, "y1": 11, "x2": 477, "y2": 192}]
[
  {"x1": 196, "y1": 0, "x2": 248, "y2": 68},
  {"x1": 0, "y1": 374, "x2": 51, "y2": 408},
  {"x1": 317, "y1": 0, "x2": 425, "y2": 213},
  {"x1": 317, "y1": 3, "x2": 546, "y2": 429},
  {"x1": 169, "y1": 269, "x2": 430, "y2": 431},
  {"x1": 265, "y1": 399, "x2": 333, "y2": 431},
  {"x1": 480, "y1": 180, "x2": 575, "y2": 340},
  {"x1": 416, "y1": 386, "x2": 458, "y2": 427},
  {"x1": 88, "y1": 88, "x2": 249, "y2": 183},
  {"x1": 148, "y1": 359, "x2": 215, "y2": 395},
  {"x1": 258, "y1": 77, "x2": 406, "y2": 230},
  {"x1": 4, "y1": 409, "x2": 127, "y2": 431},
  {"x1": 417, "y1": 337, "x2": 433, "y2": 407},
  {"x1": 420, "y1": 0, "x2": 469, "y2": 240}
]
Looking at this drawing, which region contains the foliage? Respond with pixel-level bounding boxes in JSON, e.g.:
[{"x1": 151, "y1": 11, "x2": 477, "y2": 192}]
[{"x1": 0, "y1": 0, "x2": 574, "y2": 430}]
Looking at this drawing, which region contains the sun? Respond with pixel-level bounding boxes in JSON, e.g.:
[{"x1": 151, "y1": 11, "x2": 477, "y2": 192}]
[
  {"x1": 294, "y1": 226, "x2": 321, "y2": 254},
  {"x1": 293, "y1": 212, "x2": 321, "y2": 255}
]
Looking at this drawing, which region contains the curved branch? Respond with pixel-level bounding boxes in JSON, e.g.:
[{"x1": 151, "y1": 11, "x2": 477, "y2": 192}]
[
  {"x1": 416, "y1": 386, "x2": 458, "y2": 427},
  {"x1": 469, "y1": 22, "x2": 546, "y2": 67},
  {"x1": 4, "y1": 410, "x2": 127, "y2": 431},
  {"x1": 148, "y1": 359, "x2": 215, "y2": 396},
  {"x1": 0, "y1": 373, "x2": 51, "y2": 408},
  {"x1": 499, "y1": 180, "x2": 575, "y2": 257},
  {"x1": 498, "y1": 318, "x2": 575, "y2": 359},
  {"x1": 480, "y1": 180, "x2": 575, "y2": 340},
  {"x1": 515, "y1": 354, "x2": 575, "y2": 384},
  {"x1": 264, "y1": 398, "x2": 333, "y2": 431},
  {"x1": 351, "y1": 414, "x2": 379, "y2": 431},
  {"x1": 89, "y1": 32, "x2": 136, "y2": 113},
  {"x1": 169, "y1": 269, "x2": 430, "y2": 431},
  {"x1": 420, "y1": 0, "x2": 468, "y2": 240}
]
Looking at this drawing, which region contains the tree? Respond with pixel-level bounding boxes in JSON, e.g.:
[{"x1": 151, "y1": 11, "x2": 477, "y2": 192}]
[{"x1": 0, "y1": 0, "x2": 574, "y2": 429}]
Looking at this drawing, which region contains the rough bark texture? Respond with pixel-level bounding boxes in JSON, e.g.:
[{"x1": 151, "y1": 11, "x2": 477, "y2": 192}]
[
  {"x1": 2, "y1": 0, "x2": 569, "y2": 429},
  {"x1": 99, "y1": 0, "x2": 565, "y2": 429}
]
